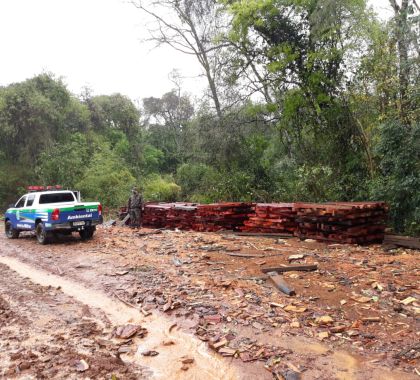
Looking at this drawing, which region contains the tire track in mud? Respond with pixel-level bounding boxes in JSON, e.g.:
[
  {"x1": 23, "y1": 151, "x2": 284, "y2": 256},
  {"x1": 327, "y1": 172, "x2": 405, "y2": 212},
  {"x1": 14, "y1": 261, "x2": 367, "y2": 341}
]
[{"x1": 0, "y1": 255, "x2": 239, "y2": 380}]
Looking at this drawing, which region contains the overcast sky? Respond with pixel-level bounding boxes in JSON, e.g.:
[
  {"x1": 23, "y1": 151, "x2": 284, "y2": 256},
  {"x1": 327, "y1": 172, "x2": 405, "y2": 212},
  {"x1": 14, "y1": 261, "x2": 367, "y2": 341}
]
[{"x1": 0, "y1": 0, "x2": 393, "y2": 103}]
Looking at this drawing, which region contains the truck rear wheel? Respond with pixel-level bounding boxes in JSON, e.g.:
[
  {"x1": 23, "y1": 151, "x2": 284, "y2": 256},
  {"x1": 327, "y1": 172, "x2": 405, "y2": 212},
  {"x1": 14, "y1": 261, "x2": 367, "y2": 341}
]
[
  {"x1": 79, "y1": 227, "x2": 95, "y2": 241},
  {"x1": 36, "y1": 222, "x2": 51, "y2": 245},
  {"x1": 5, "y1": 221, "x2": 19, "y2": 239}
]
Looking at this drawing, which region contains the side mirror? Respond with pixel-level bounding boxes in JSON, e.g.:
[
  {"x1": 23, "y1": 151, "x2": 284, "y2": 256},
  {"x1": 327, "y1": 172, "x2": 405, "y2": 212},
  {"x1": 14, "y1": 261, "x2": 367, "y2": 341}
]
[{"x1": 8, "y1": 204, "x2": 15, "y2": 209}]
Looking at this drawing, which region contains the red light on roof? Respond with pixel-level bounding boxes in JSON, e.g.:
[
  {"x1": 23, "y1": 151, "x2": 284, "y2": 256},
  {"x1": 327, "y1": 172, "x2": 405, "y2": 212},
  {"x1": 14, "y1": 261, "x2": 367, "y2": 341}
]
[
  {"x1": 28, "y1": 186, "x2": 45, "y2": 191},
  {"x1": 27, "y1": 185, "x2": 63, "y2": 192}
]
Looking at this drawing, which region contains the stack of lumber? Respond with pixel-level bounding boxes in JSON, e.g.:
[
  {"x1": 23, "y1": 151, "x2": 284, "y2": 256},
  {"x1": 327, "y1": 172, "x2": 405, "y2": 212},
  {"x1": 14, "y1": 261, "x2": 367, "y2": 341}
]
[
  {"x1": 121, "y1": 200, "x2": 389, "y2": 245},
  {"x1": 165, "y1": 203, "x2": 198, "y2": 230},
  {"x1": 294, "y1": 202, "x2": 388, "y2": 244},
  {"x1": 142, "y1": 203, "x2": 173, "y2": 228},
  {"x1": 241, "y1": 203, "x2": 298, "y2": 233},
  {"x1": 194, "y1": 202, "x2": 254, "y2": 232}
]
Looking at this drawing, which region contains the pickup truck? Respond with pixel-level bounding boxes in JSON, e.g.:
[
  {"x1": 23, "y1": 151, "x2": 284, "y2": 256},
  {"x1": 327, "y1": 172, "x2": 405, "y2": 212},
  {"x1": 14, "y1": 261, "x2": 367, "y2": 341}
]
[{"x1": 4, "y1": 188, "x2": 102, "y2": 244}]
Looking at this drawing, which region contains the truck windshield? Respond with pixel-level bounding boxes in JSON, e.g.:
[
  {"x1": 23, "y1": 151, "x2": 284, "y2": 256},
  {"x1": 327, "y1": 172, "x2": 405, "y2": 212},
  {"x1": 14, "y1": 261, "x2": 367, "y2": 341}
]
[{"x1": 39, "y1": 193, "x2": 75, "y2": 204}]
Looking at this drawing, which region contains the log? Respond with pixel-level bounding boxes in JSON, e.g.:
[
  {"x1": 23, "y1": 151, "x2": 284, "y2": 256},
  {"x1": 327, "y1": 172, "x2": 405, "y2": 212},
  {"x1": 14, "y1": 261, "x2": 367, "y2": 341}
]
[
  {"x1": 266, "y1": 272, "x2": 296, "y2": 296},
  {"x1": 383, "y1": 234, "x2": 420, "y2": 250},
  {"x1": 221, "y1": 231, "x2": 294, "y2": 238},
  {"x1": 117, "y1": 213, "x2": 130, "y2": 227},
  {"x1": 261, "y1": 264, "x2": 318, "y2": 274}
]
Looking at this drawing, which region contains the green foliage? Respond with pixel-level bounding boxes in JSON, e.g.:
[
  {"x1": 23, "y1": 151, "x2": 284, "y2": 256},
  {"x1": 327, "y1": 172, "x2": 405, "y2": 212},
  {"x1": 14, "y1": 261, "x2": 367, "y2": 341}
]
[
  {"x1": 76, "y1": 146, "x2": 136, "y2": 208},
  {"x1": 0, "y1": 73, "x2": 89, "y2": 166},
  {"x1": 87, "y1": 93, "x2": 140, "y2": 137},
  {"x1": 0, "y1": 0, "x2": 419, "y2": 243},
  {"x1": 176, "y1": 163, "x2": 220, "y2": 199},
  {"x1": 142, "y1": 174, "x2": 181, "y2": 202},
  {"x1": 141, "y1": 144, "x2": 165, "y2": 174},
  {"x1": 369, "y1": 121, "x2": 420, "y2": 235},
  {"x1": 0, "y1": 162, "x2": 33, "y2": 207},
  {"x1": 36, "y1": 133, "x2": 89, "y2": 188}
]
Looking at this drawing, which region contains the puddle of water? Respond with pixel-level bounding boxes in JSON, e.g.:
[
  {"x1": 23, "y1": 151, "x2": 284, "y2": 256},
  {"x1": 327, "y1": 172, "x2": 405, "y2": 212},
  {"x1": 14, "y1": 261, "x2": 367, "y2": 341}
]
[
  {"x1": 270, "y1": 319, "x2": 414, "y2": 380},
  {"x1": 0, "y1": 256, "x2": 239, "y2": 380}
]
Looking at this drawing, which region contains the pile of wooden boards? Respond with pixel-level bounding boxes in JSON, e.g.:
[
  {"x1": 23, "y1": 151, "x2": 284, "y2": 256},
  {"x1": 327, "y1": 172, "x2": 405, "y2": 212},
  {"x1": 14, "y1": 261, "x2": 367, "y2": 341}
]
[
  {"x1": 143, "y1": 203, "x2": 198, "y2": 229},
  {"x1": 194, "y1": 202, "x2": 254, "y2": 232},
  {"x1": 142, "y1": 203, "x2": 173, "y2": 228},
  {"x1": 165, "y1": 203, "x2": 198, "y2": 230},
  {"x1": 294, "y1": 202, "x2": 388, "y2": 244},
  {"x1": 142, "y1": 202, "x2": 253, "y2": 231},
  {"x1": 122, "y1": 200, "x2": 388, "y2": 244},
  {"x1": 239, "y1": 202, "x2": 388, "y2": 244},
  {"x1": 241, "y1": 203, "x2": 297, "y2": 234}
]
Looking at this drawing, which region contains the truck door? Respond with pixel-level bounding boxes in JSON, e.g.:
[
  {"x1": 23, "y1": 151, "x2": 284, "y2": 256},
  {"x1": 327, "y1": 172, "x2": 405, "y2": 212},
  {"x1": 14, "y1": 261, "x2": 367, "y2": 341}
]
[
  {"x1": 14, "y1": 196, "x2": 27, "y2": 226},
  {"x1": 22, "y1": 194, "x2": 36, "y2": 229}
]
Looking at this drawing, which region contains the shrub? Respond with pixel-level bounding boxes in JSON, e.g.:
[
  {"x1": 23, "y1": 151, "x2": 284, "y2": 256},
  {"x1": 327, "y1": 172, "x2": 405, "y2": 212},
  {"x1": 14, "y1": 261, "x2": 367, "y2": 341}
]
[
  {"x1": 76, "y1": 147, "x2": 136, "y2": 208},
  {"x1": 142, "y1": 175, "x2": 181, "y2": 202},
  {"x1": 369, "y1": 121, "x2": 420, "y2": 235}
]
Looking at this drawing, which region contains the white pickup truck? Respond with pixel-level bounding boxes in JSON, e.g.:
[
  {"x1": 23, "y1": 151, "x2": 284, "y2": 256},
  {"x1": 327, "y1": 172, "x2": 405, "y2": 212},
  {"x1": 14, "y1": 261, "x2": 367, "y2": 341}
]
[{"x1": 5, "y1": 187, "x2": 102, "y2": 244}]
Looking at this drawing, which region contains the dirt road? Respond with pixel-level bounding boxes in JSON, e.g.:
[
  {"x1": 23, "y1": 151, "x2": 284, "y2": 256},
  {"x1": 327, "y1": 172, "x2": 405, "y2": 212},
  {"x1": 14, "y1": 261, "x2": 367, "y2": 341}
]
[{"x1": 0, "y1": 226, "x2": 418, "y2": 379}]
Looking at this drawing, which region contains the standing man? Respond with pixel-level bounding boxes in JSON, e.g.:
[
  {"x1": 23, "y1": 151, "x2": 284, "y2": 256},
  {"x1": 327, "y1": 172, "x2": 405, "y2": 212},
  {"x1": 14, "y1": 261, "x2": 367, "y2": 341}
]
[{"x1": 127, "y1": 187, "x2": 143, "y2": 228}]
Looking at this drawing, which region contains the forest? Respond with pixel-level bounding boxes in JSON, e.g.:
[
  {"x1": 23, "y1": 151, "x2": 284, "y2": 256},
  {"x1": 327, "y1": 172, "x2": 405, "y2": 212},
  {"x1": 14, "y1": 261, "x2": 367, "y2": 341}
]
[{"x1": 0, "y1": 0, "x2": 419, "y2": 235}]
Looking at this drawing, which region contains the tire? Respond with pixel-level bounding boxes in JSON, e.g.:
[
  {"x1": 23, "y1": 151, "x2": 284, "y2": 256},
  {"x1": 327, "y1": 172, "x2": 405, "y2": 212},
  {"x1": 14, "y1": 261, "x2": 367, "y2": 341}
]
[
  {"x1": 36, "y1": 222, "x2": 51, "y2": 245},
  {"x1": 5, "y1": 221, "x2": 19, "y2": 239},
  {"x1": 79, "y1": 227, "x2": 95, "y2": 241}
]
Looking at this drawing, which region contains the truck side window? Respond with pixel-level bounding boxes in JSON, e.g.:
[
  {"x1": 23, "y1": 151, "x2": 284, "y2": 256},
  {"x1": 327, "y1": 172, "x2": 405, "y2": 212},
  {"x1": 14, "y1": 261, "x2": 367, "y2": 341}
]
[
  {"x1": 15, "y1": 196, "x2": 27, "y2": 208},
  {"x1": 26, "y1": 194, "x2": 35, "y2": 207},
  {"x1": 39, "y1": 192, "x2": 75, "y2": 204}
]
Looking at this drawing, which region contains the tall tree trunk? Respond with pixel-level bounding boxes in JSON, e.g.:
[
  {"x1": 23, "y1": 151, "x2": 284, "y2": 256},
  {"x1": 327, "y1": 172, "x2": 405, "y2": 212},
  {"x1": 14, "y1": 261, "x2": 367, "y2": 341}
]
[{"x1": 389, "y1": 0, "x2": 410, "y2": 121}]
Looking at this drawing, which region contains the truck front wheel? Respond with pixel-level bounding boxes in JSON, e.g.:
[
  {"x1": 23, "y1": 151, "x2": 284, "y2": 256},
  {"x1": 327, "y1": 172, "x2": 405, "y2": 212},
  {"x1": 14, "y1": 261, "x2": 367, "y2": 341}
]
[
  {"x1": 5, "y1": 221, "x2": 19, "y2": 239},
  {"x1": 36, "y1": 222, "x2": 51, "y2": 245},
  {"x1": 79, "y1": 227, "x2": 95, "y2": 241}
]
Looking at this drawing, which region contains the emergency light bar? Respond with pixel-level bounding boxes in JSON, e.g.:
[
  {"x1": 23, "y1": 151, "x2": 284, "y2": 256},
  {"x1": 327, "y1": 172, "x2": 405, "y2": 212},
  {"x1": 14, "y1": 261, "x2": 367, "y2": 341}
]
[{"x1": 27, "y1": 185, "x2": 63, "y2": 192}]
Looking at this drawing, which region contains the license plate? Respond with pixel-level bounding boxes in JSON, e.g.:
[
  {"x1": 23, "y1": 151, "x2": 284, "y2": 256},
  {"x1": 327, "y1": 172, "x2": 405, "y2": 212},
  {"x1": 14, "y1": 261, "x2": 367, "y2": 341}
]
[{"x1": 73, "y1": 221, "x2": 85, "y2": 226}]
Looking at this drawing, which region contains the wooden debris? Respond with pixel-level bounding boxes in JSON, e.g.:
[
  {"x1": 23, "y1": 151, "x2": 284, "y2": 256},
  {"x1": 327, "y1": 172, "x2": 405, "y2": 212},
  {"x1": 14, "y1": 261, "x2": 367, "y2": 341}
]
[
  {"x1": 284, "y1": 305, "x2": 307, "y2": 313},
  {"x1": 75, "y1": 359, "x2": 89, "y2": 372},
  {"x1": 218, "y1": 347, "x2": 237, "y2": 356},
  {"x1": 315, "y1": 315, "x2": 334, "y2": 325},
  {"x1": 400, "y1": 296, "x2": 417, "y2": 305},
  {"x1": 288, "y1": 254, "x2": 305, "y2": 262},
  {"x1": 261, "y1": 264, "x2": 318, "y2": 274},
  {"x1": 330, "y1": 325, "x2": 347, "y2": 333},
  {"x1": 362, "y1": 317, "x2": 381, "y2": 323},
  {"x1": 383, "y1": 234, "x2": 420, "y2": 250},
  {"x1": 209, "y1": 338, "x2": 228, "y2": 350},
  {"x1": 114, "y1": 324, "x2": 145, "y2": 339},
  {"x1": 267, "y1": 272, "x2": 296, "y2": 296}
]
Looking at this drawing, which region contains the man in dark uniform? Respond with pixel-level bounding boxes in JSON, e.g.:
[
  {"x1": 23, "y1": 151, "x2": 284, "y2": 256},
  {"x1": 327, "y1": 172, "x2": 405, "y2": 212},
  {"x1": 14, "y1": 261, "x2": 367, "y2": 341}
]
[{"x1": 127, "y1": 187, "x2": 143, "y2": 228}]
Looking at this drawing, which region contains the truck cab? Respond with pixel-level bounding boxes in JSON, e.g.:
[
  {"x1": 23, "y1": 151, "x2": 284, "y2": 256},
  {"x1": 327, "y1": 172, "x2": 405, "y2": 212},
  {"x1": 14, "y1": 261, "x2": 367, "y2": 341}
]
[{"x1": 4, "y1": 187, "x2": 102, "y2": 244}]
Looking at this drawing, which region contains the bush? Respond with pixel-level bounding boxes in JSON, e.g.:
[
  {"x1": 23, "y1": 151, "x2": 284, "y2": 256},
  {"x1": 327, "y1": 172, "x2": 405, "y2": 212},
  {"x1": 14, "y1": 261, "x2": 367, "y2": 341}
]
[
  {"x1": 142, "y1": 175, "x2": 181, "y2": 202},
  {"x1": 76, "y1": 147, "x2": 136, "y2": 208},
  {"x1": 369, "y1": 121, "x2": 420, "y2": 235},
  {"x1": 176, "y1": 163, "x2": 220, "y2": 199},
  {"x1": 36, "y1": 133, "x2": 89, "y2": 188},
  {"x1": 0, "y1": 163, "x2": 32, "y2": 209}
]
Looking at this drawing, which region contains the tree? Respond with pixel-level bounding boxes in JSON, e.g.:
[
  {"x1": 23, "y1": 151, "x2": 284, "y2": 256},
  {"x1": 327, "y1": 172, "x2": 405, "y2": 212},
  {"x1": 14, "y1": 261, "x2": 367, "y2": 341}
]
[
  {"x1": 36, "y1": 133, "x2": 89, "y2": 188},
  {"x1": 84, "y1": 93, "x2": 144, "y2": 174},
  {"x1": 143, "y1": 90, "x2": 194, "y2": 171},
  {"x1": 388, "y1": 0, "x2": 419, "y2": 122},
  {"x1": 0, "y1": 73, "x2": 89, "y2": 165},
  {"x1": 85, "y1": 93, "x2": 141, "y2": 138},
  {"x1": 76, "y1": 145, "x2": 136, "y2": 208},
  {"x1": 223, "y1": 0, "x2": 372, "y2": 193},
  {"x1": 132, "y1": 0, "x2": 228, "y2": 117},
  {"x1": 370, "y1": 121, "x2": 420, "y2": 234}
]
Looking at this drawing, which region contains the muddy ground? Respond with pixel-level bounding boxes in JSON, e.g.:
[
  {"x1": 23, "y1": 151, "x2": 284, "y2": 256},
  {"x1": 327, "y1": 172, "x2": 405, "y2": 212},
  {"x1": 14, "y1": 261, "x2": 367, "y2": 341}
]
[{"x1": 0, "y1": 225, "x2": 418, "y2": 379}]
